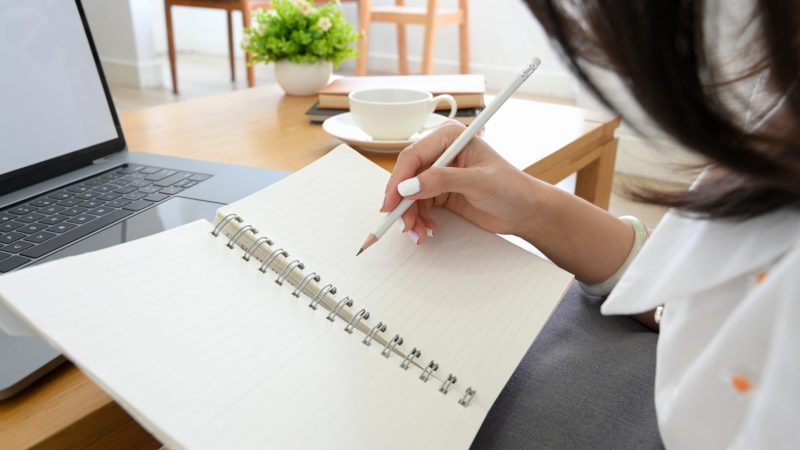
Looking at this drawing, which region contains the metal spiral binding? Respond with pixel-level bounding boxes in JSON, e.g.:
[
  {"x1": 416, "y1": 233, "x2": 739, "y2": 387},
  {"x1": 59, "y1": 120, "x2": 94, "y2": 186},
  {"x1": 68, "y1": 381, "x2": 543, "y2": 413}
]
[
  {"x1": 211, "y1": 218, "x2": 475, "y2": 408},
  {"x1": 362, "y1": 322, "x2": 386, "y2": 346},
  {"x1": 275, "y1": 260, "x2": 304, "y2": 285},
  {"x1": 419, "y1": 361, "x2": 438, "y2": 382},
  {"x1": 344, "y1": 309, "x2": 369, "y2": 334},
  {"x1": 309, "y1": 284, "x2": 336, "y2": 310},
  {"x1": 242, "y1": 236, "x2": 272, "y2": 261},
  {"x1": 259, "y1": 248, "x2": 288, "y2": 273},
  {"x1": 227, "y1": 225, "x2": 257, "y2": 249},
  {"x1": 400, "y1": 348, "x2": 421, "y2": 370},
  {"x1": 458, "y1": 388, "x2": 476, "y2": 407},
  {"x1": 381, "y1": 335, "x2": 403, "y2": 358},
  {"x1": 211, "y1": 213, "x2": 241, "y2": 236},
  {"x1": 292, "y1": 272, "x2": 320, "y2": 297},
  {"x1": 439, "y1": 374, "x2": 457, "y2": 394},
  {"x1": 326, "y1": 297, "x2": 353, "y2": 322}
]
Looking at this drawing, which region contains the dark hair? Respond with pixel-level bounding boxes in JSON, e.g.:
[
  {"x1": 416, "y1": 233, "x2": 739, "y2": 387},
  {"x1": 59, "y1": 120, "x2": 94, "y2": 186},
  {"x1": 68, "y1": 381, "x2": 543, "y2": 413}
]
[{"x1": 525, "y1": 0, "x2": 800, "y2": 219}]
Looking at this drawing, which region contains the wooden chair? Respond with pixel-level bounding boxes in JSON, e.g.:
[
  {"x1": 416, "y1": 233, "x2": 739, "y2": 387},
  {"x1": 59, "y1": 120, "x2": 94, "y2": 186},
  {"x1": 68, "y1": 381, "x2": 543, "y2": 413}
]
[
  {"x1": 356, "y1": 0, "x2": 469, "y2": 75},
  {"x1": 165, "y1": 0, "x2": 271, "y2": 94}
]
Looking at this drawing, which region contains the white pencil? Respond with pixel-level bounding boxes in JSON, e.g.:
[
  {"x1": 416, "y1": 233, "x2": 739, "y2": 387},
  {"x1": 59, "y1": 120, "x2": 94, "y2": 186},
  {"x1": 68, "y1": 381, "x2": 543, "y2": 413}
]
[{"x1": 357, "y1": 57, "x2": 542, "y2": 256}]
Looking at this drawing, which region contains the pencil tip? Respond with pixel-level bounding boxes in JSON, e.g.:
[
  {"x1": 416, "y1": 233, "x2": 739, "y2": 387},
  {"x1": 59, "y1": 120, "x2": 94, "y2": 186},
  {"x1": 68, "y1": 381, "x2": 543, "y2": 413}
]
[{"x1": 356, "y1": 248, "x2": 364, "y2": 257}]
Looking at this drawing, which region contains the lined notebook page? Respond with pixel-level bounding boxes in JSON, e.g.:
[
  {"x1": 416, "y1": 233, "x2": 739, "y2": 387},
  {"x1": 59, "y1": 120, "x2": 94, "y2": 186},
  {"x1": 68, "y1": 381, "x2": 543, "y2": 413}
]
[
  {"x1": 0, "y1": 220, "x2": 486, "y2": 449},
  {"x1": 219, "y1": 145, "x2": 573, "y2": 408}
]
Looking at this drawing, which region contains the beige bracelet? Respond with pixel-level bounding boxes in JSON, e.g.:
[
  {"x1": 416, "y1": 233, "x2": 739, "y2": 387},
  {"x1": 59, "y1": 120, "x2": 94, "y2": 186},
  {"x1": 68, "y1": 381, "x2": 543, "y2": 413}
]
[{"x1": 579, "y1": 215, "x2": 649, "y2": 297}]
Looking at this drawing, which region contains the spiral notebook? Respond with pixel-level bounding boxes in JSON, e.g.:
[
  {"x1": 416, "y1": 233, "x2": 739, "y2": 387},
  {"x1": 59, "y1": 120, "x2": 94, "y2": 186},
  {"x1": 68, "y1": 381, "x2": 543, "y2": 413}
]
[{"x1": 0, "y1": 145, "x2": 573, "y2": 449}]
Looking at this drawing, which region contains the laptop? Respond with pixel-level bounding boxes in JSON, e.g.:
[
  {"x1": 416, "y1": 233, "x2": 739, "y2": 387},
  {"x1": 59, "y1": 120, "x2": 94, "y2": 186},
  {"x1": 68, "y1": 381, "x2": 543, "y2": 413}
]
[{"x1": 0, "y1": 0, "x2": 287, "y2": 399}]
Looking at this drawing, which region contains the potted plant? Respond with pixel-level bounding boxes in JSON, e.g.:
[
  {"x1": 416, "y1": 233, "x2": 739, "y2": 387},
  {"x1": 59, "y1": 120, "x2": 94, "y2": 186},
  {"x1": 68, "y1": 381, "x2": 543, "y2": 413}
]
[{"x1": 242, "y1": 0, "x2": 359, "y2": 96}]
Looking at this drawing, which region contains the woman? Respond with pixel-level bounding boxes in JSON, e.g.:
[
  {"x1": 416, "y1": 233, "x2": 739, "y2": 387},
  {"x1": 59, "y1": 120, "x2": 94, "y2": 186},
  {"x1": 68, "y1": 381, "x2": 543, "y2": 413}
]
[{"x1": 381, "y1": 1, "x2": 799, "y2": 448}]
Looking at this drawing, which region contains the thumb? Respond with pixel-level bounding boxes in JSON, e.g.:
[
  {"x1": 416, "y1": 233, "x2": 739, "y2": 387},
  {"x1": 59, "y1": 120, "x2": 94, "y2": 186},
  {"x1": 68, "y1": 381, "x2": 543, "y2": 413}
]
[{"x1": 397, "y1": 166, "x2": 479, "y2": 200}]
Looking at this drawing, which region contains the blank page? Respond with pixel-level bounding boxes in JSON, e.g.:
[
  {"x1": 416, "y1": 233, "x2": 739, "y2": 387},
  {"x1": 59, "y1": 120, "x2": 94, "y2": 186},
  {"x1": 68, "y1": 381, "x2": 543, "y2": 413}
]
[
  {"x1": 0, "y1": 220, "x2": 487, "y2": 449},
  {"x1": 218, "y1": 145, "x2": 573, "y2": 409}
]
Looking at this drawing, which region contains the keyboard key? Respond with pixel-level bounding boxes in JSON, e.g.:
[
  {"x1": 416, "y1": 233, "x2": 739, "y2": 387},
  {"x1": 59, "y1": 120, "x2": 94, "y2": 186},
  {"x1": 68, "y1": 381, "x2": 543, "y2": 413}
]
[
  {"x1": 74, "y1": 192, "x2": 99, "y2": 200},
  {"x1": 144, "y1": 193, "x2": 169, "y2": 202},
  {"x1": 189, "y1": 173, "x2": 212, "y2": 182},
  {"x1": 92, "y1": 185, "x2": 116, "y2": 193},
  {"x1": 56, "y1": 198, "x2": 82, "y2": 207},
  {"x1": 39, "y1": 205, "x2": 65, "y2": 215},
  {"x1": 159, "y1": 186, "x2": 183, "y2": 195},
  {"x1": 86, "y1": 207, "x2": 114, "y2": 216},
  {"x1": 39, "y1": 215, "x2": 68, "y2": 225},
  {"x1": 138, "y1": 186, "x2": 161, "y2": 194},
  {"x1": 122, "y1": 199, "x2": 152, "y2": 211},
  {"x1": 139, "y1": 167, "x2": 161, "y2": 174},
  {"x1": 59, "y1": 207, "x2": 87, "y2": 217},
  {"x1": 16, "y1": 213, "x2": 46, "y2": 223},
  {"x1": 8, "y1": 205, "x2": 35, "y2": 215},
  {"x1": 118, "y1": 164, "x2": 145, "y2": 174},
  {"x1": 79, "y1": 200, "x2": 104, "y2": 209},
  {"x1": 144, "y1": 169, "x2": 177, "y2": 181},
  {"x1": 0, "y1": 255, "x2": 31, "y2": 272},
  {"x1": 47, "y1": 223, "x2": 77, "y2": 233},
  {"x1": 48, "y1": 191, "x2": 72, "y2": 200},
  {"x1": 66, "y1": 214, "x2": 95, "y2": 225},
  {"x1": 0, "y1": 252, "x2": 9, "y2": 262},
  {"x1": 104, "y1": 199, "x2": 131, "y2": 208},
  {"x1": 154, "y1": 172, "x2": 191, "y2": 187},
  {"x1": 100, "y1": 172, "x2": 124, "y2": 181},
  {"x1": 122, "y1": 192, "x2": 148, "y2": 200},
  {"x1": 18, "y1": 223, "x2": 47, "y2": 234},
  {"x1": 0, "y1": 214, "x2": 15, "y2": 223},
  {"x1": 0, "y1": 232, "x2": 25, "y2": 244},
  {"x1": 24, "y1": 231, "x2": 56, "y2": 244},
  {"x1": 22, "y1": 209, "x2": 132, "y2": 259},
  {"x1": 127, "y1": 180, "x2": 151, "y2": 188},
  {"x1": 82, "y1": 178, "x2": 105, "y2": 186},
  {"x1": 67, "y1": 185, "x2": 92, "y2": 193},
  {"x1": 112, "y1": 186, "x2": 137, "y2": 194},
  {"x1": 5, "y1": 241, "x2": 34, "y2": 253},
  {"x1": 182, "y1": 181, "x2": 199, "y2": 188},
  {"x1": 96, "y1": 193, "x2": 122, "y2": 201},
  {"x1": 28, "y1": 198, "x2": 54, "y2": 208},
  {"x1": 0, "y1": 221, "x2": 24, "y2": 232}
]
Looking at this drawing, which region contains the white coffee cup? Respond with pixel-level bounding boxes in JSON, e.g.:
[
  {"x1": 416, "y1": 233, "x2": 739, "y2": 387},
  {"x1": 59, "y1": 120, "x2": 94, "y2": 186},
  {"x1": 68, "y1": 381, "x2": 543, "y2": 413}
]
[{"x1": 348, "y1": 88, "x2": 457, "y2": 140}]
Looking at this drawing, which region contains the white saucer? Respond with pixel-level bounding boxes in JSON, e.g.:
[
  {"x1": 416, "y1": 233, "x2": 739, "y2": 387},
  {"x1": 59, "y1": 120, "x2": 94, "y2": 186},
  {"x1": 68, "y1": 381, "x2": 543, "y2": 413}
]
[{"x1": 322, "y1": 112, "x2": 448, "y2": 154}]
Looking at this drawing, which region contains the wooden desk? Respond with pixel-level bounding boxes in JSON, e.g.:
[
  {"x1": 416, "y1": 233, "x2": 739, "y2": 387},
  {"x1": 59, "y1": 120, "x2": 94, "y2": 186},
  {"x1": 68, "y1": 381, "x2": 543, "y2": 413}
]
[{"x1": 0, "y1": 84, "x2": 619, "y2": 449}]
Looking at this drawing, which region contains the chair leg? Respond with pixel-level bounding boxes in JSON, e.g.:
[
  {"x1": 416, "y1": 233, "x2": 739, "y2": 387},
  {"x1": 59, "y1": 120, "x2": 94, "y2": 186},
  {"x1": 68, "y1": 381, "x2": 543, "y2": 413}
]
[
  {"x1": 458, "y1": 0, "x2": 469, "y2": 73},
  {"x1": 421, "y1": 0, "x2": 438, "y2": 74},
  {"x1": 356, "y1": 0, "x2": 371, "y2": 75},
  {"x1": 395, "y1": 0, "x2": 408, "y2": 75},
  {"x1": 165, "y1": 2, "x2": 178, "y2": 94},
  {"x1": 243, "y1": 7, "x2": 255, "y2": 87},
  {"x1": 227, "y1": 9, "x2": 236, "y2": 82}
]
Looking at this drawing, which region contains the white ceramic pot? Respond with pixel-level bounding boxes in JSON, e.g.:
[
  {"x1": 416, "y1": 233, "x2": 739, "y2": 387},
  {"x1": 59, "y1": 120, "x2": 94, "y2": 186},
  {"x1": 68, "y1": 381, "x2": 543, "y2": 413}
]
[{"x1": 274, "y1": 60, "x2": 332, "y2": 96}]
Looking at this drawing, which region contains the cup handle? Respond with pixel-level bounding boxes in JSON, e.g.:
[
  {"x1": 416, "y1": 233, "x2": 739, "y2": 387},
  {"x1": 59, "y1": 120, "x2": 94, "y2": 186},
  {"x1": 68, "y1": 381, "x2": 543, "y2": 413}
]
[{"x1": 431, "y1": 94, "x2": 458, "y2": 120}]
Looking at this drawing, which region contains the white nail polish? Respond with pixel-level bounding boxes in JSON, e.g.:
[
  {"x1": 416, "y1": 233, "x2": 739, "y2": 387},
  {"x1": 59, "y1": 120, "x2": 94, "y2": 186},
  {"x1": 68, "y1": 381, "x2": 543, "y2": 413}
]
[
  {"x1": 397, "y1": 177, "x2": 421, "y2": 197},
  {"x1": 426, "y1": 228, "x2": 433, "y2": 238},
  {"x1": 408, "y1": 230, "x2": 420, "y2": 245}
]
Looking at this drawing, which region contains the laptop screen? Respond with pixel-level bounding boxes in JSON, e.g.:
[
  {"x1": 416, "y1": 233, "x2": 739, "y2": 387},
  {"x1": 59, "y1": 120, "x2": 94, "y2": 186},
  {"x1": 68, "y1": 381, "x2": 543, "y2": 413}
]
[{"x1": 0, "y1": 0, "x2": 123, "y2": 192}]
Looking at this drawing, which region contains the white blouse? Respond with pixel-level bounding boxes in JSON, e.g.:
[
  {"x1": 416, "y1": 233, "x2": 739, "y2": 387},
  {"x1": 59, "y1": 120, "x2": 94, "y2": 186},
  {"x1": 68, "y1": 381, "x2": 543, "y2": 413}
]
[{"x1": 602, "y1": 207, "x2": 800, "y2": 448}]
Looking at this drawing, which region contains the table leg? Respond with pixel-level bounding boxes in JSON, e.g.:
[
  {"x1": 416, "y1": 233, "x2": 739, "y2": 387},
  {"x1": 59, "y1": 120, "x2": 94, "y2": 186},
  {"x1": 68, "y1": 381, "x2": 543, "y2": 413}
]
[{"x1": 575, "y1": 138, "x2": 618, "y2": 210}]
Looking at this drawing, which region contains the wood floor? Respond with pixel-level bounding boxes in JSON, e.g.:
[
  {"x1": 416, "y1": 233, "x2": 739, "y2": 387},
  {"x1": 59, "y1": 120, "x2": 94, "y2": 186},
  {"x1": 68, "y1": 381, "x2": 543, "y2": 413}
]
[{"x1": 108, "y1": 54, "x2": 669, "y2": 229}]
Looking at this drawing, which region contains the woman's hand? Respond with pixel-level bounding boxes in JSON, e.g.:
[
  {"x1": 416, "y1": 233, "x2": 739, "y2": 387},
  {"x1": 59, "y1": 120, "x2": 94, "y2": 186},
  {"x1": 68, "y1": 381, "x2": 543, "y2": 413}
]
[{"x1": 381, "y1": 121, "x2": 543, "y2": 244}]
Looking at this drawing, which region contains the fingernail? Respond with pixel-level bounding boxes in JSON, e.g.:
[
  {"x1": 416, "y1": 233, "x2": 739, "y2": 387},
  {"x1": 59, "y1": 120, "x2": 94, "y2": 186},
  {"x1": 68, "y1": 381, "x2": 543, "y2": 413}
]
[
  {"x1": 397, "y1": 177, "x2": 421, "y2": 197},
  {"x1": 396, "y1": 219, "x2": 405, "y2": 231},
  {"x1": 408, "y1": 230, "x2": 420, "y2": 245},
  {"x1": 426, "y1": 228, "x2": 433, "y2": 238}
]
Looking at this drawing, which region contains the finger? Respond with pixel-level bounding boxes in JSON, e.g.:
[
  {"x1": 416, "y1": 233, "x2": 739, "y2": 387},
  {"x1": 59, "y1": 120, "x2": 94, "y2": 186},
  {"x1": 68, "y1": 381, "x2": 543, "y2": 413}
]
[
  {"x1": 412, "y1": 217, "x2": 428, "y2": 245},
  {"x1": 401, "y1": 204, "x2": 417, "y2": 232},
  {"x1": 382, "y1": 122, "x2": 466, "y2": 212},
  {"x1": 417, "y1": 200, "x2": 438, "y2": 234},
  {"x1": 398, "y1": 166, "x2": 480, "y2": 201}
]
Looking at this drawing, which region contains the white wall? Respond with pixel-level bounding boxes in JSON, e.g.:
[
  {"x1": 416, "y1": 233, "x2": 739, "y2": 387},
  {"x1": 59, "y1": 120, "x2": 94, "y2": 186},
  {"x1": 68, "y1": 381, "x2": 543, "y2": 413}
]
[{"x1": 149, "y1": 0, "x2": 576, "y2": 98}]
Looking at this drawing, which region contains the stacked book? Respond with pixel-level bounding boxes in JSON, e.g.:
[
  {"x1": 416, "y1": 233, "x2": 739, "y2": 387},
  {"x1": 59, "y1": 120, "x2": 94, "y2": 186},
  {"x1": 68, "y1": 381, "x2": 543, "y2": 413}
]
[{"x1": 307, "y1": 74, "x2": 486, "y2": 125}]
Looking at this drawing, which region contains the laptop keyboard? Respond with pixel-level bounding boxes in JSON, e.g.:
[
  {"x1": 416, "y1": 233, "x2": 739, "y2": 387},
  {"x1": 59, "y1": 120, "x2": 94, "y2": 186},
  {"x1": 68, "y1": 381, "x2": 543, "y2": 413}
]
[{"x1": 0, "y1": 164, "x2": 212, "y2": 273}]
